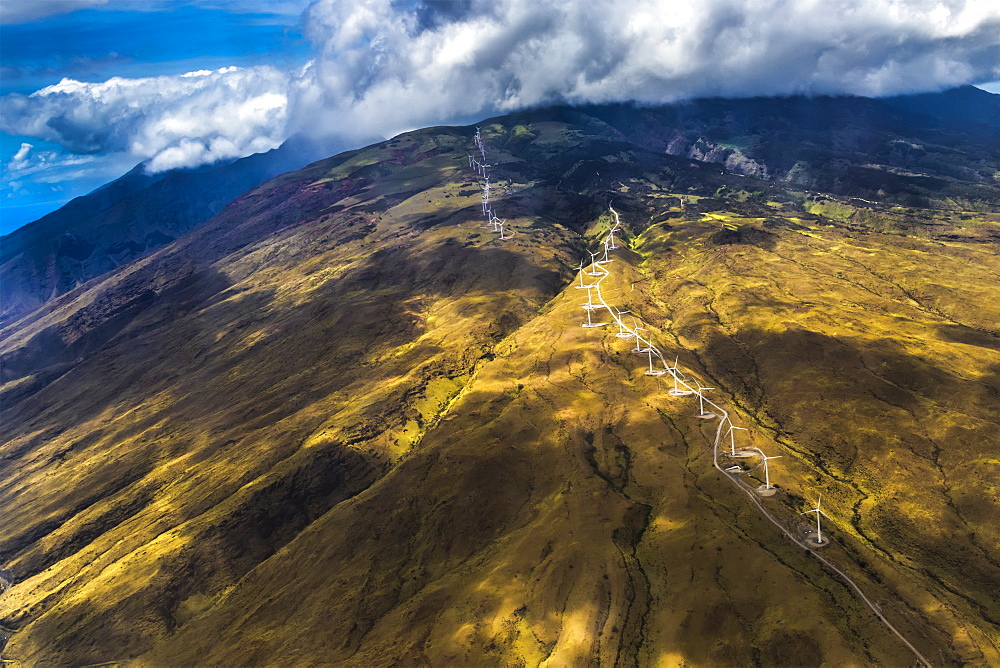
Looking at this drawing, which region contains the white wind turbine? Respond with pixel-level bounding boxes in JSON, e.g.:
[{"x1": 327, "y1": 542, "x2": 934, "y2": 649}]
[
  {"x1": 614, "y1": 309, "x2": 635, "y2": 339},
  {"x1": 667, "y1": 357, "x2": 694, "y2": 396},
  {"x1": 581, "y1": 284, "x2": 602, "y2": 311},
  {"x1": 586, "y1": 250, "x2": 605, "y2": 277},
  {"x1": 695, "y1": 386, "x2": 715, "y2": 417},
  {"x1": 632, "y1": 327, "x2": 652, "y2": 354},
  {"x1": 803, "y1": 495, "x2": 830, "y2": 545},
  {"x1": 607, "y1": 224, "x2": 620, "y2": 250},
  {"x1": 726, "y1": 425, "x2": 748, "y2": 456},
  {"x1": 600, "y1": 238, "x2": 614, "y2": 263},
  {"x1": 645, "y1": 345, "x2": 667, "y2": 376},
  {"x1": 582, "y1": 302, "x2": 609, "y2": 328},
  {"x1": 574, "y1": 259, "x2": 595, "y2": 289},
  {"x1": 498, "y1": 219, "x2": 510, "y2": 239},
  {"x1": 760, "y1": 454, "x2": 782, "y2": 490}
]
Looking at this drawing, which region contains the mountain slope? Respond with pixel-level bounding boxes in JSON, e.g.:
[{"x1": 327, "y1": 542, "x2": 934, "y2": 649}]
[
  {"x1": 1, "y1": 108, "x2": 999, "y2": 665},
  {"x1": 0, "y1": 137, "x2": 339, "y2": 329},
  {"x1": 584, "y1": 86, "x2": 1000, "y2": 207}
]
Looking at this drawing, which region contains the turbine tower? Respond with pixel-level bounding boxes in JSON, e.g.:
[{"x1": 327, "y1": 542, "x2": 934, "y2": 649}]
[
  {"x1": 607, "y1": 224, "x2": 620, "y2": 250},
  {"x1": 614, "y1": 309, "x2": 634, "y2": 339},
  {"x1": 803, "y1": 495, "x2": 830, "y2": 546},
  {"x1": 574, "y1": 259, "x2": 594, "y2": 289},
  {"x1": 632, "y1": 327, "x2": 651, "y2": 354},
  {"x1": 695, "y1": 386, "x2": 715, "y2": 417},
  {"x1": 586, "y1": 251, "x2": 604, "y2": 277},
  {"x1": 582, "y1": 303, "x2": 609, "y2": 328},
  {"x1": 645, "y1": 345, "x2": 667, "y2": 376},
  {"x1": 667, "y1": 357, "x2": 694, "y2": 396},
  {"x1": 761, "y1": 454, "x2": 782, "y2": 490},
  {"x1": 726, "y1": 425, "x2": 748, "y2": 456},
  {"x1": 581, "y1": 285, "x2": 601, "y2": 311},
  {"x1": 600, "y1": 238, "x2": 614, "y2": 263}
]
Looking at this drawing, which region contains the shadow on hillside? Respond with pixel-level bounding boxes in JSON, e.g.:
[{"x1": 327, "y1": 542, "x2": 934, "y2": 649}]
[
  {"x1": 698, "y1": 323, "x2": 1000, "y2": 631},
  {"x1": 0, "y1": 235, "x2": 569, "y2": 594},
  {"x1": 700, "y1": 325, "x2": 1000, "y2": 423},
  {"x1": 935, "y1": 322, "x2": 1000, "y2": 350}
]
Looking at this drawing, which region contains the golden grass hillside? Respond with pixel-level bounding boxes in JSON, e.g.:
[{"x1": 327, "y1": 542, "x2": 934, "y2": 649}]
[{"x1": 2, "y1": 114, "x2": 998, "y2": 665}]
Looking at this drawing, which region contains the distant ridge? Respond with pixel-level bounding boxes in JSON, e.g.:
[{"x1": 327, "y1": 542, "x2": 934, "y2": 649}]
[
  {"x1": 3, "y1": 87, "x2": 997, "y2": 329},
  {"x1": 0, "y1": 135, "x2": 345, "y2": 327}
]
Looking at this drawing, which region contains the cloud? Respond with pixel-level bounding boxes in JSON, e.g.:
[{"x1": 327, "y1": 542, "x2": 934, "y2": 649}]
[
  {"x1": 291, "y1": 0, "x2": 1000, "y2": 140},
  {"x1": 3, "y1": 142, "x2": 97, "y2": 179},
  {"x1": 0, "y1": 0, "x2": 310, "y2": 24},
  {"x1": 1, "y1": 0, "x2": 109, "y2": 24},
  {"x1": 3, "y1": 0, "x2": 999, "y2": 184},
  {"x1": 0, "y1": 66, "x2": 290, "y2": 172}
]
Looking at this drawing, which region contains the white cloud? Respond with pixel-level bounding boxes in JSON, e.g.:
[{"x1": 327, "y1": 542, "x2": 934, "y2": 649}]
[
  {"x1": 1, "y1": 0, "x2": 109, "y2": 24},
  {"x1": 291, "y1": 0, "x2": 1000, "y2": 141},
  {"x1": 0, "y1": 66, "x2": 290, "y2": 172},
  {"x1": 0, "y1": 0, "x2": 311, "y2": 24},
  {"x1": 9, "y1": 143, "x2": 33, "y2": 171},
  {"x1": 3, "y1": 142, "x2": 97, "y2": 180},
  {"x1": 2, "y1": 0, "x2": 999, "y2": 184}
]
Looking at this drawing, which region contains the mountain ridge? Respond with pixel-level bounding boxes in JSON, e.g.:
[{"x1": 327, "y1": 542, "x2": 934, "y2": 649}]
[
  {"x1": 0, "y1": 135, "x2": 348, "y2": 328},
  {"x1": 3, "y1": 87, "x2": 997, "y2": 331},
  {"x1": 1, "y1": 99, "x2": 999, "y2": 664}
]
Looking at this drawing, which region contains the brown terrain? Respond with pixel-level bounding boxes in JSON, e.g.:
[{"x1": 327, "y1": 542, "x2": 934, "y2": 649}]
[{"x1": 1, "y1": 110, "x2": 998, "y2": 665}]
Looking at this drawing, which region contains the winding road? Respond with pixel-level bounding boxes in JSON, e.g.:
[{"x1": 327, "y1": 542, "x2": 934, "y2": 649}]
[
  {"x1": 468, "y1": 140, "x2": 931, "y2": 666},
  {"x1": 583, "y1": 206, "x2": 933, "y2": 667}
]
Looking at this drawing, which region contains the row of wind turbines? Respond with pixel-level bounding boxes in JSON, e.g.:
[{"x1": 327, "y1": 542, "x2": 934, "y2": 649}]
[
  {"x1": 467, "y1": 128, "x2": 511, "y2": 240},
  {"x1": 465, "y1": 128, "x2": 826, "y2": 545},
  {"x1": 461, "y1": 129, "x2": 937, "y2": 666},
  {"x1": 573, "y1": 205, "x2": 830, "y2": 547}
]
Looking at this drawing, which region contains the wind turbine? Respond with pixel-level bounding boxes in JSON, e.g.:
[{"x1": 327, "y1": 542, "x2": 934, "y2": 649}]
[
  {"x1": 614, "y1": 308, "x2": 634, "y2": 339},
  {"x1": 760, "y1": 454, "x2": 782, "y2": 490},
  {"x1": 695, "y1": 386, "x2": 715, "y2": 417},
  {"x1": 574, "y1": 259, "x2": 595, "y2": 289},
  {"x1": 586, "y1": 250, "x2": 605, "y2": 277},
  {"x1": 582, "y1": 303, "x2": 609, "y2": 328},
  {"x1": 600, "y1": 238, "x2": 614, "y2": 263},
  {"x1": 803, "y1": 495, "x2": 830, "y2": 545},
  {"x1": 581, "y1": 285, "x2": 602, "y2": 311},
  {"x1": 645, "y1": 345, "x2": 667, "y2": 376},
  {"x1": 667, "y1": 357, "x2": 694, "y2": 396},
  {"x1": 607, "y1": 224, "x2": 620, "y2": 250},
  {"x1": 632, "y1": 327, "x2": 652, "y2": 354},
  {"x1": 498, "y1": 219, "x2": 510, "y2": 239},
  {"x1": 726, "y1": 425, "x2": 748, "y2": 456}
]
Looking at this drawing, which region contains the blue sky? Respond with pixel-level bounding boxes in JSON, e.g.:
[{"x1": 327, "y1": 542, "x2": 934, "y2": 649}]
[
  {"x1": 0, "y1": 2, "x2": 311, "y2": 233},
  {"x1": 2, "y1": 0, "x2": 999, "y2": 236}
]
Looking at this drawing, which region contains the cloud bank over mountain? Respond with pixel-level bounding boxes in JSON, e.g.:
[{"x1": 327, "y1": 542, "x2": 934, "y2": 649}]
[
  {"x1": 1, "y1": 66, "x2": 289, "y2": 172},
  {"x1": 295, "y1": 0, "x2": 1000, "y2": 136},
  {"x1": 2, "y1": 0, "x2": 999, "y2": 176}
]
